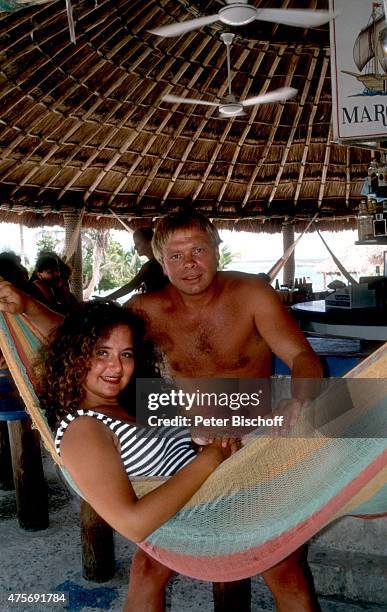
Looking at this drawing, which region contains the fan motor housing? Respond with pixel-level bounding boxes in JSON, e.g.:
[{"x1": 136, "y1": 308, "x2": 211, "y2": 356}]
[
  {"x1": 219, "y1": 102, "x2": 244, "y2": 116},
  {"x1": 219, "y1": 3, "x2": 257, "y2": 26}
]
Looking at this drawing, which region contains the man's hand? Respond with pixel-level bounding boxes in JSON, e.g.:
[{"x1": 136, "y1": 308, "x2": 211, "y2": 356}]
[
  {"x1": 0, "y1": 281, "x2": 28, "y2": 314},
  {"x1": 273, "y1": 398, "x2": 309, "y2": 436}
]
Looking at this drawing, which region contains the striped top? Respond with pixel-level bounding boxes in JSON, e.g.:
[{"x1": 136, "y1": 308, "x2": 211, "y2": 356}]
[{"x1": 55, "y1": 409, "x2": 197, "y2": 478}]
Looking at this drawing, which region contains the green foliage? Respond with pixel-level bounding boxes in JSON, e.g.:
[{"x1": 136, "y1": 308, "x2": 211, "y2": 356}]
[
  {"x1": 35, "y1": 229, "x2": 61, "y2": 255},
  {"x1": 82, "y1": 230, "x2": 142, "y2": 291},
  {"x1": 99, "y1": 241, "x2": 142, "y2": 290},
  {"x1": 218, "y1": 244, "x2": 236, "y2": 270}
]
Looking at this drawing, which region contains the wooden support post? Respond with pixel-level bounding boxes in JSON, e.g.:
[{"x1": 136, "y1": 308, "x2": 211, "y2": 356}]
[
  {"x1": 213, "y1": 579, "x2": 251, "y2": 612},
  {"x1": 7, "y1": 418, "x2": 49, "y2": 531},
  {"x1": 0, "y1": 421, "x2": 14, "y2": 490},
  {"x1": 80, "y1": 499, "x2": 115, "y2": 582},
  {"x1": 282, "y1": 222, "x2": 295, "y2": 288}
]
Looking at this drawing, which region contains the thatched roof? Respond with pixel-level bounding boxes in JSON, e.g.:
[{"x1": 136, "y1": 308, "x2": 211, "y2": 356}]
[{"x1": 0, "y1": 0, "x2": 372, "y2": 232}]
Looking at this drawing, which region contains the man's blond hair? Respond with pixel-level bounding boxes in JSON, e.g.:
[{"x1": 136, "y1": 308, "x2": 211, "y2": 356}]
[{"x1": 152, "y1": 211, "x2": 221, "y2": 263}]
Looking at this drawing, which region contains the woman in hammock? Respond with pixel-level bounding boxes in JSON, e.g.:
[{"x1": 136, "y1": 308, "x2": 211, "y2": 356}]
[{"x1": 36, "y1": 300, "x2": 238, "y2": 611}]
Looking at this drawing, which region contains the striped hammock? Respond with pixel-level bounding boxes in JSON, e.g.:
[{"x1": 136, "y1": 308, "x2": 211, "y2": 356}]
[{"x1": 0, "y1": 311, "x2": 386, "y2": 582}]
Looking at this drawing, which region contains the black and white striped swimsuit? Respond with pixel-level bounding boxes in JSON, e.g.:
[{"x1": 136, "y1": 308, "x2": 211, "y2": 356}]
[{"x1": 54, "y1": 409, "x2": 197, "y2": 478}]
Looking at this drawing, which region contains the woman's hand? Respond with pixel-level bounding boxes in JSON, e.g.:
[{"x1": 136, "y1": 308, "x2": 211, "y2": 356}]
[
  {"x1": 0, "y1": 281, "x2": 27, "y2": 313},
  {"x1": 199, "y1": 437, "x2": 241, "y2": 463},
  {"x1": 0, "y1": 279, "x2": 63, "y2": 337}
]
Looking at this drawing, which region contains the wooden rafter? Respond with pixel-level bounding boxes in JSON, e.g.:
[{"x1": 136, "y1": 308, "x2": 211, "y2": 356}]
[{"x1": 293, "y1": 52, "x2": 329, "y2": 207}]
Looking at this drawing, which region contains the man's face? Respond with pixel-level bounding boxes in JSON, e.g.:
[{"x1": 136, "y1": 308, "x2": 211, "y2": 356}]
[
  {"x1": 38, "y1": 268, "x2": 59, "y2": 284},
  {"x1": 133, "y1": 235, "x2": 147, "y2": 257},
  {"x1": 161, "y1": 227, "x2": 219, "y2": 295}
]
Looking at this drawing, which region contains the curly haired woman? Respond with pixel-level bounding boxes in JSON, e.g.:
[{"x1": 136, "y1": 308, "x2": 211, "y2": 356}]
[{"x1": 36, "y1": 300, "x2": 237, "y2": 612}]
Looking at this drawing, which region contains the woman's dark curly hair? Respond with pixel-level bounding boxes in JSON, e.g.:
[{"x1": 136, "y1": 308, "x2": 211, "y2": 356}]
[{"x1": 37, "y1": 301, "x2": 160, "y2": 429}]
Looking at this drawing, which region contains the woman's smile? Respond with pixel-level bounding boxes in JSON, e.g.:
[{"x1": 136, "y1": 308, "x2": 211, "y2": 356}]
[{"x1": 83, "y1": 324, "x2": 135, "y2": 406}]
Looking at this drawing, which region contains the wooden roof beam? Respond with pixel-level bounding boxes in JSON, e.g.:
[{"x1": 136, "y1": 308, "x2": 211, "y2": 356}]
[
  {"x1": 317, "y1": 119, "x2": 333, "y2": 208},
  {"x1": 160, "y1": 42, "x2": 250, "y2": 207},
  {"x1": 161, "y1": 44, "x2": 251, "y2": 207},
  {"x1": 241, "y1": 44, "x2": 295, "y2": 208},
  {"x1": 127, "y1": 37, "x2": 219, "y2": 206},
  {"x1": 293, "y1": 53, "x2": 329, "y2": 207},
  {"x1": 215, "y1": 45, "x2": 269, "y2": 208},
  {"x1": 82, "y1": 30, "x2": 203, "y2": 201},
  {"x1": 267, "y1": 46, "x2": 318, "y2": 206}
]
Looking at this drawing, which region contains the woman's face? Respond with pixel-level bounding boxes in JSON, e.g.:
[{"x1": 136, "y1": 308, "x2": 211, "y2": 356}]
[{"x1": 83, "y1": 324, "x2": 135, "y2": 406}]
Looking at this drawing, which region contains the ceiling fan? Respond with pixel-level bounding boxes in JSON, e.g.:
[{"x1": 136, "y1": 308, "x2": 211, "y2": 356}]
[
  {"x1": 162, "y1": 32, "x2": 297, "y2": 117},
  {"x1": 149, "y1": 0, "x2": 336, "y2": 38}
]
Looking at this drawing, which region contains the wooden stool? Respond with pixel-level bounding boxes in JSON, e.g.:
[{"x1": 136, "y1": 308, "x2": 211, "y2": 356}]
[
  {"x1": 0, "y1": 420, "x2": 14, "y2": 490},
  {"x1": 0, "y1": 372, "x2": 49, "y2": 531},
  {"x1": 213, "y1": 579, "x2": 251, "y2": 612}
]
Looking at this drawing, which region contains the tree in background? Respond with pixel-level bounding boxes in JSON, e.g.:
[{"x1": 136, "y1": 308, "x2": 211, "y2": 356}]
[
  {"x1": 82, "y1": 230, "x2": 142, "y2": 299},
  {"x1": 218, "y1": 244, "x2": 236, "y2": 271},
  {"x1": 35, "y1": 230, "x2": 61, "y2": 257}
]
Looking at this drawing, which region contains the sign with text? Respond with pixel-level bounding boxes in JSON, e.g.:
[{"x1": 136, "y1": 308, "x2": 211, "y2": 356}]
[{"x1": 330, "y1": 0, "x2": 387, "y2": 141}]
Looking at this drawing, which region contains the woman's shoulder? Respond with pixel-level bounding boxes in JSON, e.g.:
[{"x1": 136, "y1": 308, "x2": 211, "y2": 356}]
[{"x1": 55, "y1": 410, "x2": 119, "y2": 455}]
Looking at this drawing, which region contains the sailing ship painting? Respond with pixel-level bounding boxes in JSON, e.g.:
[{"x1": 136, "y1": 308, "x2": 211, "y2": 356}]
[{"x1": 342, "y1": 2, "x2": 387, "y2": 95}]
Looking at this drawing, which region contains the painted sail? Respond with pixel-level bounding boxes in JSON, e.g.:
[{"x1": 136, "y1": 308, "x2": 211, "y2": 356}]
[
  {"x1": 353, "y1": 16, "x2": 386, "y2": 72},
  {"x1": 375, "y1": 18, "x2": 387, "y2": 73}
]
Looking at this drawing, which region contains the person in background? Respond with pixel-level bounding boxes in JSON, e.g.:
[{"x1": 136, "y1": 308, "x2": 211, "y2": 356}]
[
  {"x1": 28, "y1": 252, "x2": 78, "y2": 315},
  {"x1": 0, "y1": 252, "x2": 29, "y2": 289},
  {"x1": 107, "y1": 228, "x2": 168, "y2": 301},
  {"x1": 53, "y1": 257, "x2": 78, "y2": 314},
  {"x1": 28, "y1": 253, "x2": 60, "y2": 309},
  {"x1": 0, "y1": 252, "x2": 30, "y2": 370}
]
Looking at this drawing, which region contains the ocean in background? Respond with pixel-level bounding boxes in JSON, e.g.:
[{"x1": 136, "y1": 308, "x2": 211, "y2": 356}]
[{"x1": 226, "y1": 259, "x2": 328, "y2": 290}]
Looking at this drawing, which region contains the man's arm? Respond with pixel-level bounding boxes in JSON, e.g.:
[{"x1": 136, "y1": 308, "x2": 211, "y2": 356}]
[
  {"x1": 0, "y1": 281, "x2": 63, "y2": 338},
  {"x1": 253, "y1": 282, "x2": 322, "y2": 401}
]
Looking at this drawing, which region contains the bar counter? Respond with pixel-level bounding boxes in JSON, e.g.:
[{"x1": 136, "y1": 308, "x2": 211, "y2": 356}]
[{"x1": 292, "y1": 300, "x2": 387, "y2": 341}]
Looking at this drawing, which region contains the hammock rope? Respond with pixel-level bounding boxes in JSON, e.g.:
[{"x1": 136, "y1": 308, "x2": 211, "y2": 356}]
[{"x1": 0, "y1": 311, "x2": 385, "y2": 582}]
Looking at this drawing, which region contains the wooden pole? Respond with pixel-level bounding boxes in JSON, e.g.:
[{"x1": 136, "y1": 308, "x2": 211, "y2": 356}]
[
  {"x1": 7, "y1": 418, "x2": 49, "y2": 531},
  {"x1": 0, "y1": 422, "x2": 14, "y2": 490},
  {"x1": 282, "y1": 222, "x2": 295, "y2": 287},
  {"x1": 63, "y1": 210, "x2": 83, "y2": 301},
  {"x1": 213, "y1": 579, "x2": 251, "y2": 612},
  {"x1": 80, "y1": 500, "x2": 115, "y2": 582}
]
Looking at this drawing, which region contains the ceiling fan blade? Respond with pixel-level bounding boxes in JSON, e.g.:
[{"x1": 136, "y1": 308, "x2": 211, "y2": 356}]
[
  {"x1": 162, "y1": 94, "x2": 219, "y2": 107},
  {"x1": 256, "y1": 9, "x2": 337, "y2": 29},
  {"x1": 241, "y1": 87, "x2": 297, "y2": 107},
  {"x1": 149, "y1": 14, "x2": 219, "y2": 37}
]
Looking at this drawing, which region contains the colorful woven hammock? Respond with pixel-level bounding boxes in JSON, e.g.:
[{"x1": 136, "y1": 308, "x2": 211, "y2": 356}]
[{"x1": 0, "y1": 311, "x2": 386, "y2": 582}]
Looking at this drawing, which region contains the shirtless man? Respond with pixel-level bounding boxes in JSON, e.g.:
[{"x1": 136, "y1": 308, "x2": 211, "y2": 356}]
[
  {"x1": 0, "y1": 210, "x2": 322, "y2": 612},
  {"x1": 126, "y1": 211, "x2": 322, "y2": 612}
]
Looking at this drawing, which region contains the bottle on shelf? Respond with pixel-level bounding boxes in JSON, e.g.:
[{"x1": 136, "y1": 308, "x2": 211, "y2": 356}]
[
  {"x1": 377, "y1": 153, "x2": 387, "y2": 189},
  {"x1": 367, "y1": 159, "x2": 379, "y2": 193},
  {"x1": 275, "y1": 278, "x2": 280, "y2": 290}
]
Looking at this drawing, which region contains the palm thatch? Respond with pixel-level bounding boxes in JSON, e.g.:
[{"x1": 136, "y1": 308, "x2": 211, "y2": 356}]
[{"x1": 0, "y1": 0, "x2": 374, "y2": 232}]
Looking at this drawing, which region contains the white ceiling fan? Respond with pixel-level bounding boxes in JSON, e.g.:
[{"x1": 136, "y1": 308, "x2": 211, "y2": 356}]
[
  {"x1": 149, "y1": 0, "x2": 336, "y2": 38},
  {"x1": 162, "y1": 32, "x2": 297, "y2": 117}
]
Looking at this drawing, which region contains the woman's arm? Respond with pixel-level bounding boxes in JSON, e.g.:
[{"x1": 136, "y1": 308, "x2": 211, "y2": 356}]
[
  {"x1": 60, "y1": 417, "x2": 235, "y2": 543},
  {"x1": 106, "y1": 263, "x2": 149, "y2": 300},
  {"x1": 0, "y1": 280, "x2": 63, "y2": 337}
]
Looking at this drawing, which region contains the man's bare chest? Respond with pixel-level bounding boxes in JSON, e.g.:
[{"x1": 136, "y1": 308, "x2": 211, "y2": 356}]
[{"x1": 148, "y1": 308, "x2": 260, "y2": 376}]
